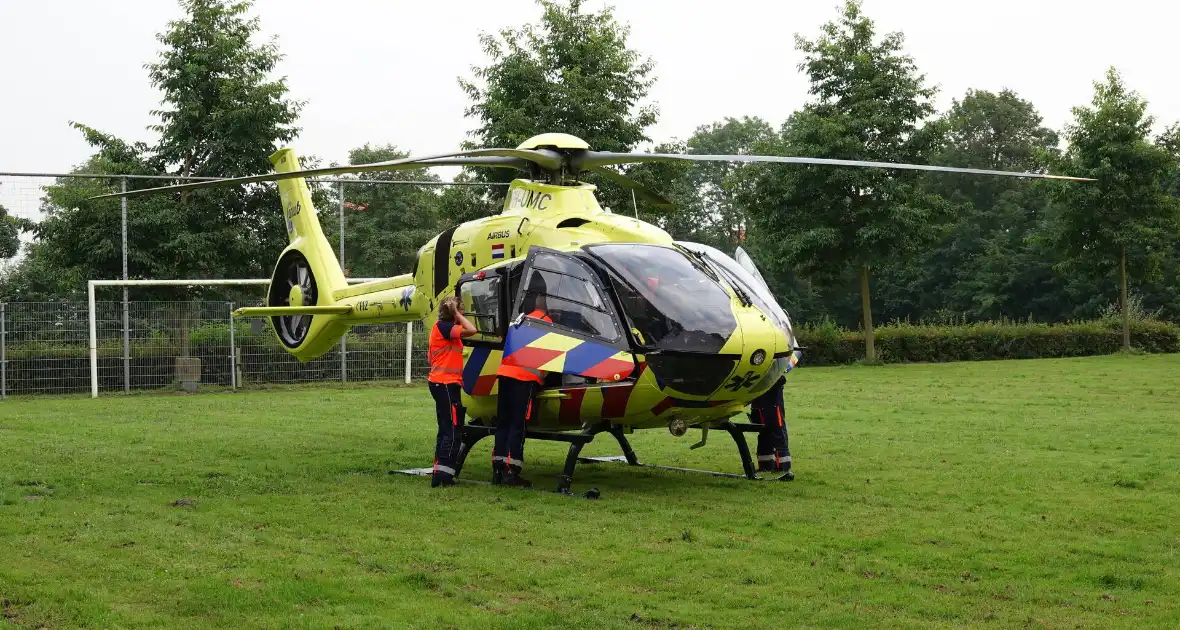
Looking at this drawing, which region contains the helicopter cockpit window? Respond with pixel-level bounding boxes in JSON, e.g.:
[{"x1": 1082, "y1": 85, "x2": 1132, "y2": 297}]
[
  {"x1": 676, "y1": 241, "x2": 794, "y2": 339},
  {"x1": 586, "y1": 243, "x2": 737, "y2": 354},
  {"x1": 459, "y1": 274, "x2": 503, "y2": 337},
  {"x1": 517, "y1": 252, "x2": 620, "y2": 342}
]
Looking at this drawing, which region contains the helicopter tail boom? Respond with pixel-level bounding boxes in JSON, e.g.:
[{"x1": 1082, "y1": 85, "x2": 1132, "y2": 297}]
[{"x1": 234, "y1": 305, "x2": 353, "y2": 317}]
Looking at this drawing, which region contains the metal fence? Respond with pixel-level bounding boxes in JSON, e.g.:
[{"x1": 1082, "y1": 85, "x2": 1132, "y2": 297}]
[
  {"x1": 0, "y1": 171, "x2": 505, "y2": 398},
  {"x1": 0, "y1": 299, "x2": 430, "y2": 398}
]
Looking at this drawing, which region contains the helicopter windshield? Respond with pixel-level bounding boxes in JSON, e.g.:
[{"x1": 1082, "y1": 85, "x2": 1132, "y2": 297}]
[
  {"x1": 586, "y1": 243, "x2": 737, "y2": 353},
  {"x1": 675, "y1": 241, "x2": 795, "y2": 342}
]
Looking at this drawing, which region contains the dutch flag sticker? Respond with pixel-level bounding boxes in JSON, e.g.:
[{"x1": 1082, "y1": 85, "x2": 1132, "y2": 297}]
[{"x1": 491, "y1": 243, "x2": 505, "y2": 259}]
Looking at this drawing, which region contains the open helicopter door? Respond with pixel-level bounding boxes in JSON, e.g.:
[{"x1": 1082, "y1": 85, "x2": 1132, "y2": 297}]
[
  {"x1": 455, "y1": 268, "x2": 510, "y2": 396},
  {"x1": 501, "y1": 247, "x2": 637, "y2": 385}
]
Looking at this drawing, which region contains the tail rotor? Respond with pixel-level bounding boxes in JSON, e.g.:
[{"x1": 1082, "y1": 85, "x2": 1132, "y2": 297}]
[{"x1": 270, "y1": 251, "x2": 319, "y2": 348}]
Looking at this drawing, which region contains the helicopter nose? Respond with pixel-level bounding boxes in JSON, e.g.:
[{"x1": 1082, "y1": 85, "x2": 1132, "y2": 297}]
[{"x1": 721, "y1": 307, "x2": 787, "y2": 396}]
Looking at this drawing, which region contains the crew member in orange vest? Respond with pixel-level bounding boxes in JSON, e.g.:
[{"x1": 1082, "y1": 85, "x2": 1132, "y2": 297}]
[
  {"x1": 427, "y1": 296, "x2": 477, "y2": 487},
  {"x1": 492, "y1": 274, "x2": 552, "y2": 487}
]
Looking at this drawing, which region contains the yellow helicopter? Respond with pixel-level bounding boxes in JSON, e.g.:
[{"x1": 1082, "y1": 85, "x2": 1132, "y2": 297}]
[{"x1": 97, "y1": 132, "x2": 1091, "y2": 494}]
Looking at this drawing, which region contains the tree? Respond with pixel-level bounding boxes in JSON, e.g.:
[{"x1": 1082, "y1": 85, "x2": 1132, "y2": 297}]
[
  {"x1": 4, "y1": 0, "x2": 307, "y2": 368},
  {"x1": 16, "y1": 0, "x2": 302, "y2": 302},
  {"x1": 1160, "y1": 123, "x2": 1180, "y2": 197},
  {"x1": 458, "y1": 0, "x2": 658, "y2": 212},
  {"x1": 741, "y1": 0, "x2": 948, "y2": 360},
  {"x1": 625, "y1": 116, "x2": 776, "y2": 250},
  {"x1": 0, "y1": 192, "x2": 26, "y2": 259},
  {"x1": 884, "y1": 89, "x2": 1065, "y2": 322},
  {"x1": 144, "y1": 0, "x2": 303, "y2": 279},
  {"x1": 332, "y1": 144, "x2": 444, "y2": 278},
  {"x1": 31, "y1": 126, "x2": 164, "y2": 289},
  {"x1": 1047, "y1": 67, "x2": 1179, "y2": 349},
  {"x1": 0, "y1": 241, "x2": 86, "y2": 302},
  {"x1": 436, "y1": 171, "x2": 506, "y2": 228}
]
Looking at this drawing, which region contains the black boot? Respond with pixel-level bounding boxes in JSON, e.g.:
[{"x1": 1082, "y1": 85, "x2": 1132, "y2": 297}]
[
  {"x1": 491, "y1": 462, "x2": 504, "y2": 485},
  {"x1": 431, "y1": 463, "x2": 457, "y2": 488},
  {"x1": 501, "y1": 466, "x2": 532, "y2": 488},
  {"x1": 775, "y1": 452, "x2": 794, "y2": 481}
]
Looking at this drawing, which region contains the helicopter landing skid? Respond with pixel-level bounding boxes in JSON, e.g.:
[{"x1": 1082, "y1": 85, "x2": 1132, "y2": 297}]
[
  {"x1": 388, "y1": 424, "x2": 606, "y2": 498},
  {"x1": 389, "y1": 420, "x2": 788, "y2": 495},
  {"x1": 575, "y1": 421, "x2": 793, "y2": 483},
  {"x1": 579, "y1": 456, "x2": 794, "y2": 482}
]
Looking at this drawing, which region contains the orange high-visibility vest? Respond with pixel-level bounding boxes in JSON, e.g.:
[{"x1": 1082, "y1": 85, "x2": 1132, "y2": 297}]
[
  {"x1": 428, "y1": 320, "x2": 464, "y2": 385},
  {"x1": 496, "y1": 310, "x2": 552, "y2": 384}
]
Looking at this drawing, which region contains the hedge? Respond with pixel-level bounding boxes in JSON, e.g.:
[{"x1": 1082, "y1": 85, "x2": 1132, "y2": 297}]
[
  {"x1": 1, "y1": 318, "x2": 1176, "y2": 396},
  {"x1": 793, "y1": 318, "x2": 1180, "y2": 366}
]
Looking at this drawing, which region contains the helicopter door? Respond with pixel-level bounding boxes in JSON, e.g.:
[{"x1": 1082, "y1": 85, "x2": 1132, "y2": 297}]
[
  {"x1": 455, "y1": 269, "x2": 508, "y2": 396},
  {"x1": 456, "y1": 270, "x2": 506, "y2": 342},
  {"x1": 504, "y1": 247, "x2": 636, "y2": 384}
]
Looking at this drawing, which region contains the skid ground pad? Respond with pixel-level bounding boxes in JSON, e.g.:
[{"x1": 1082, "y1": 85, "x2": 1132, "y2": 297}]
[
  {"x1": 389, "y1": 467, "x2": 435, "y2": 477},
  {"x1": 577, "y1": 455, "x2": 629, "y2": 464}
]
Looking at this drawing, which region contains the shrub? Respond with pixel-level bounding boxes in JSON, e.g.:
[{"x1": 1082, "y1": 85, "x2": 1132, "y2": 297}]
[{"x1": 793, "y1": 318, "x2": 1180, "y2": 366}]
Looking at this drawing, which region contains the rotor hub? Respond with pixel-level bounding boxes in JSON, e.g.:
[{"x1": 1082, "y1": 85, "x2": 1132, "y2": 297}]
[
  {"x1": 288, "y1": 284, "x2": 304, "y2": 307},
  {"x1": 516, "y1": 133, "x2": 590, "y2": 151}
]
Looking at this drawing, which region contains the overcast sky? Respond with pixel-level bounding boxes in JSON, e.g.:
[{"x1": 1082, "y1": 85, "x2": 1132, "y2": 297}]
[{"x1": 1, "y1": 0, "x2": 1176, "y2": 220}]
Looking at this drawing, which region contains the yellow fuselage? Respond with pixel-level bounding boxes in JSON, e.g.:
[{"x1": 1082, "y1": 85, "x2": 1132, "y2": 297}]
[{"x1": 423, "y1": 180, "x2": 794, "y2": 432}]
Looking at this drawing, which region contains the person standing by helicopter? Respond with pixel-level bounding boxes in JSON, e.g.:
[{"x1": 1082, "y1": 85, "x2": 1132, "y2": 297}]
[
  {"x1": 492, "y1": 273, "x2": 553, "y2": 488},
  {"x1": 427, "y1": 296, "x2": 478, "y2": 487},
  {"x1": 749, "y1": 373, "x2": 793, "y2": 480}
]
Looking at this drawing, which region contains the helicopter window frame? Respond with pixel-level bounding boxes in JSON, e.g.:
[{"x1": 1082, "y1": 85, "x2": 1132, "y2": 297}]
[
  {"x1": 584, "y1": 258, "x2": 654, "y2": 350},
  {"x1": 455, "y1": 268, "x2": 511, "y2": 344},
  {"x1": 510, "y1": 247, "x2": 627, "y2": 347}
]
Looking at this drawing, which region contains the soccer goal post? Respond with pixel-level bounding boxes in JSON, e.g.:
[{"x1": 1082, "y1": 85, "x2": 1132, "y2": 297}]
[{"x1": 86, "y1": 277, "x2": 412, "y2": 398}]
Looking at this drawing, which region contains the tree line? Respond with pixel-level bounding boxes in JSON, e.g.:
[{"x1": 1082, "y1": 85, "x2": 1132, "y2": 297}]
[{"x1": 2, "y1": 0, "x2": 1177, "y2": 360}]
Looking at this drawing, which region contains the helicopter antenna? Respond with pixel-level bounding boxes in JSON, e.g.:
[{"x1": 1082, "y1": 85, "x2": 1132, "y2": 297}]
[{"x1": 631, "y1": 189, "x2": 638, "y2": 218}]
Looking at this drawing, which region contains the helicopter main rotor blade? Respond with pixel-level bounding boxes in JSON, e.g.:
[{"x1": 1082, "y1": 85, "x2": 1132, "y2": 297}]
[
  {"x1": 87, "y1": 150, "x2": 558, "y2": 200},
  {"x1": 587, "y1": 166, "x2": 677, "y2": 210},
  {"x1": 576, "y1": 151, "x2": 1096, "y2": 182}
]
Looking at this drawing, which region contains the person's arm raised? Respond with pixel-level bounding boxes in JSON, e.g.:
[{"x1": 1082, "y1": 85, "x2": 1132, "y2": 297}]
[{"x1": 453, "y1": 311, "x2": 479, "y2": 338}]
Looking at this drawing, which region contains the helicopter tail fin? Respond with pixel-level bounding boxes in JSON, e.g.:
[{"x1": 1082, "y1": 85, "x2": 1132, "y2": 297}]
[
  {"x1": 270, "y1": 147, "x2": 349, "y2": 291},
  {"x1": 236, "y1": 148, "x2": 427, "y2": 362}
]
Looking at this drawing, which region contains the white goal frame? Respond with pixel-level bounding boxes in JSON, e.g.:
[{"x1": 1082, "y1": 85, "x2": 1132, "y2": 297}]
[{"x1": 87, "y1": 278, "x2": 412, "y2": 398}]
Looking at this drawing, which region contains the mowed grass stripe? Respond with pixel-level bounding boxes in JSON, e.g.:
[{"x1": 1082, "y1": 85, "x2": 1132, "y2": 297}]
[{"x1": 1, "y1": 354, "x2": 1177, "y2": 629}]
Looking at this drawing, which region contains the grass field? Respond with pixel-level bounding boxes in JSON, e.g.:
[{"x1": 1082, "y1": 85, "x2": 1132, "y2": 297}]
[{"x1": 1, "y1": 354, "x2": 1178, "y2": 629}]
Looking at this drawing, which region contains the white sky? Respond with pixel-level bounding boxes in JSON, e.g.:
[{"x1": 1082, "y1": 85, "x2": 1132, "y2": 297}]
[{"x1": 1, "y1": 0, "x2": 1176, "y2": 218}]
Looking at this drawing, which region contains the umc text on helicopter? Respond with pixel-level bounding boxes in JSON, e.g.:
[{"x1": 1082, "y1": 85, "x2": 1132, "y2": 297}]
[{"x1": 508, "y1": 189, "x2": 552, "y2": 211}]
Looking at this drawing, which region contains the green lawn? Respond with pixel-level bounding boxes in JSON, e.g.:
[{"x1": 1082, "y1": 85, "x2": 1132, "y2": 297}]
[{"x1": 1, "y1": 354, "x2": 1178, "y2": 629}]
